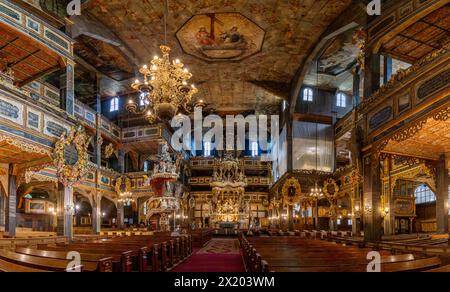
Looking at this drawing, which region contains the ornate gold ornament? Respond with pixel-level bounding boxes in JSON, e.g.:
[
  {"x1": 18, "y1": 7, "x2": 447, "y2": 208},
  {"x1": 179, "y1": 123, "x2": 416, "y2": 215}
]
[
  {"x1": 352, "y1": 28, "x2": 367, "y2": 70},
  {"x1": 433, "y1": 106, "x2": 450, "y2": 121},
  {"x1": 104, "y1": 143, "x2": 115, "y2": 159},
  {"x1": 281, "y1": 177, "x2": 301, "y2": 206},
  {"x1": 53, "y1": 126, "x2": 90, "y2": 186},
  {"x1": 25, "y1": 170, "x2": 58, "y2": 185},
  {"x1": 323, "y1": 178, "x2": 339, "y2": 198},
  {"x1": 97, "y1": 136, "x2": 103, "y2": 146},
  {"x1": 115, "y1": 176, "x2": 132, "y2": 195},
  {"x1": 0, "y1": 134, "x2": 51, "y2": 156},
  {"x1": 115, "y1": 175, "x2": 134, "y2": 205}
]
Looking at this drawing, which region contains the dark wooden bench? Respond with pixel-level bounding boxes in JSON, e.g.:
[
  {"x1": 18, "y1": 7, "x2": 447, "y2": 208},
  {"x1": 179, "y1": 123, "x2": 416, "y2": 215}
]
[
  {"x1": 16, "y1": 247, "x2": 118, "y2": 272},
  {"x1": 0, "y1": 250, "x2": 107, "y2": 272},
  {"x1": 0, "y1": 258, "x2": 50, "y2": 272}
]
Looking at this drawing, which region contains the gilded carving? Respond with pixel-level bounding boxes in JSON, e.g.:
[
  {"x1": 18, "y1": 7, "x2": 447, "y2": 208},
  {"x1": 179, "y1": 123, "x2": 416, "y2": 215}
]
[
  {"x1": 281, "y1": 177, "x2": 301, "y2": 206},
  {"x1": 105, "y1": 143, "x2": 115, "y2": 158},
  {"x1": 0, "y1": 134, "x2": 51, "y2": 156},
  {"x1": 53, "y1": 126, "x2": 91, "y2": 186},
  {"x1": 115, "y1": 176, "x2": 132, "y2": 195}
]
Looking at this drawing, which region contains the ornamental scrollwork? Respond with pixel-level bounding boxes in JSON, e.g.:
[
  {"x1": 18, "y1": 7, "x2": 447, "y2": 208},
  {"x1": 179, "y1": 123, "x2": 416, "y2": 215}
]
[
  {"x1": 323, "y1": 178, "x2": 339, "y2": 198},
  {"x1": 105, "y1": 143, "x2": 115, "y2": 158},
  {"x1": 392, "y1": 120, "x2": 427, "y2": 143},
  {"x1": 115, "y1": 176, "x2": 132, "y2": 195},
  {"x1": 53, "y1": 126, "x2": 91, "y2": 187},
  {"x1": 281, "y1": 177, "x2": 301, "y2": 206},
  {"x1": 352, "y1": 28, "x2": 367, "y2": 70},
  {"x1": 433, "y1": 106, "x2": 450, "y2": 121},
  {"x1": 0, "y1": 134, "x2": 52, "y2": 157}
]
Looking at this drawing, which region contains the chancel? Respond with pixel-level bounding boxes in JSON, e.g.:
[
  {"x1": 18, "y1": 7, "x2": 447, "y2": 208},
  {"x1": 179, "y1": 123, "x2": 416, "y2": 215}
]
[{"x1": 0, "y1": 0, "x2": 448, "y2": 274}]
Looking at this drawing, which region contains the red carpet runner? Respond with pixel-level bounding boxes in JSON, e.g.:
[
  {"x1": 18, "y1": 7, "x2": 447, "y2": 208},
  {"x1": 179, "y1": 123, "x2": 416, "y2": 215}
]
[{"x1": 172, "y1": 239, "x2": 245, "y2": 272}]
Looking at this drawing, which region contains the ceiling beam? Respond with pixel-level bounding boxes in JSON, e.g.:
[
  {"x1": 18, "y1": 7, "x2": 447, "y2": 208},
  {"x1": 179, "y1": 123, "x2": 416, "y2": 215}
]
[{"x1": 17, "y1": 65, "x2": 61, "y2": 87}]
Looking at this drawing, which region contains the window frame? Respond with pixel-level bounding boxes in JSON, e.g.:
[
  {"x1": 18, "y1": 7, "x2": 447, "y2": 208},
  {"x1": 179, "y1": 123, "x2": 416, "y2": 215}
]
[
  {"x1": 251, "y1": 141, "x2": 259, "y2": 157},
  {"x1": 303, "y1": 88, "x2": 314, "y2": 102},
  {"x1": 414, "y1": 184, "x2": 436, "y2": 205},
  {"x1": 336, "y1": 92, "x2": 347, "y2": 108},
  {"x1": 204, "y1": 141, "x2": 212, "y2": 157},
  {"x1": 110, "y1": 97, "x2": 119, "y2": 112}
]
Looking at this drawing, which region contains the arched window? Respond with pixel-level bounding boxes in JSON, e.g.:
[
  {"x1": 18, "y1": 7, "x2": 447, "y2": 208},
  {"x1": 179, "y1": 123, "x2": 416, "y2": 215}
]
[
  {"x1": 143, "y1": 161, "x2": 149, "y2": 172},
  {"x1": 414, "y1": 184, "x2": 436, "y2": 204},
  {"x1": 336, "y1": 93, "x2": 346, "y2": 107},
  {"x1": 204, "y1": 142, "x2": 211, "y2": 157},
  {"x1": 110, "y1": 97, "x2": 119, "y2": 112},
  {"x1": 251, "y1": 141, "x2": 259, "y2": 157},
  {"x1": 303, "y1": 88, "x2": 313, "y2": 102}
]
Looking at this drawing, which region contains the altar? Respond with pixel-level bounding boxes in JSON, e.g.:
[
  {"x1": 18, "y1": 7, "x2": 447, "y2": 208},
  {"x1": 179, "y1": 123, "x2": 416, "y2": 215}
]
[{"x1": 214, "y1": 221, "x2": 240, "y2": 236}]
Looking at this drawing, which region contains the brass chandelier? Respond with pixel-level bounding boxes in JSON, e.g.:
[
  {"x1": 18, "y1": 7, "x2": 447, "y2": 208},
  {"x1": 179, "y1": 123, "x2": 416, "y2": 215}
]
[{"x1": 126, "y1": 0, "x2": 198, "y2": 123}]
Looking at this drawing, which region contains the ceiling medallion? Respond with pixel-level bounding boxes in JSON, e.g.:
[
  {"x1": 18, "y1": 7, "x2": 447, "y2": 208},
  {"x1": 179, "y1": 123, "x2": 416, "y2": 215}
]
[{"x1": 176, "y1": 13, "x2": 265, "y2": 62}]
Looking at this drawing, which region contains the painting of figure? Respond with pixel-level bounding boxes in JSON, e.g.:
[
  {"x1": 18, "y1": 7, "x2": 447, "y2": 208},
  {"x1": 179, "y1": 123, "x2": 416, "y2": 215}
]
[{"x1": 177, "y1": 13, "x2": 265, "y2": 62}]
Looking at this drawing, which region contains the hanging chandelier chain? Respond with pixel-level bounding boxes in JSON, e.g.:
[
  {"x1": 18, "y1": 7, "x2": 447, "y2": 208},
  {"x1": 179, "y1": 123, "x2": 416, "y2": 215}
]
[{"x1": 126, "y1": 0, "x2": 200, "y2": 123}]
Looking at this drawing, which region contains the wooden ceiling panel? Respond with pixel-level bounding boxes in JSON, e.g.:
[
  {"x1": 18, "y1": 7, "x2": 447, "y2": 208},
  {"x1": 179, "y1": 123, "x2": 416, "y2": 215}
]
[
  {"x1": 407, "y1": 44, "x2": 434, "y2": 59},
  {"x1": 423, "y1": 5, "x2": 450, "y2": 23},
  {"x1": 381, "y1": 4, "x2": 450, "y2": 63},
  {"x1": 0, "y1": 24, "x2": 62, "y2": 86},
  {"x1": 384, "y1": 118, "x2": 450, "y2": 160},
  {"x1": 83, "y1": 0, "x2": 352, "y2": 112},
  {"x1": 402, "y1": 22, "x2": 429, "y2": 38}
]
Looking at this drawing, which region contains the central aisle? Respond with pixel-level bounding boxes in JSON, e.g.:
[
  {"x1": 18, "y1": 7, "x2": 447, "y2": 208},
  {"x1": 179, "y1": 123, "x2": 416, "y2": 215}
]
[{"x1": 172, "y1": 238, "x2": 245, "y2": 272}]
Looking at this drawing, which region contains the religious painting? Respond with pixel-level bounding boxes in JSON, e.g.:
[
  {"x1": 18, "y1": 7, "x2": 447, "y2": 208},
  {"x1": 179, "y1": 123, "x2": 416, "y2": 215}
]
[
  {"x1": 393, "y1": 198, "x2": 416, "y2": 217},
  {"x1": 176, "y1": 13, "x2": 265, "y2": 62}
]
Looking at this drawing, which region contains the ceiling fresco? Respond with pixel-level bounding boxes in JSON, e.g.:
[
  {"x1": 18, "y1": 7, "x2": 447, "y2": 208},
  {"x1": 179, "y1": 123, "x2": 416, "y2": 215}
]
[
  {"x1": 81, "y1": 0, "x2": 352, "y2": 112},
  {"x1": 74, "y1": 35, "x2": 134, "y2": 82},
  {"x1": 176, "y1": 12, "x2": 265, "y2": 62}
]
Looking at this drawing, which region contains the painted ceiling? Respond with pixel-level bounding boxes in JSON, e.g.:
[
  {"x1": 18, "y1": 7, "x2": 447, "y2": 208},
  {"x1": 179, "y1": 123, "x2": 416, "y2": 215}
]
[
  {"x1": 384, "y1": 117, "x2": 450, "y2": 160},
  {"x1": 80, "y1": 0, "x2": 352, "y2": 112}
]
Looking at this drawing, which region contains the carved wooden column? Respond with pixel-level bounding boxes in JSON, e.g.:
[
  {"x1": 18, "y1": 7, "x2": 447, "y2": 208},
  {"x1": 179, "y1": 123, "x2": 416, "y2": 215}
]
[
  {"x1": 117, "y1": 202, "x2": 125, "y2": 230},
  {"x1": 5, "y1": 165, "x2": 17, "y2": 237},
  {"x1": 0, "y1": 189, "x2": 4, "y2": 227},
  {"x1": 95, "y1": 75, "x2": 102, "y2": 167},
  {"x1": 363, "y1": 153, "x2": 382, "y2": 242},
  {"x1": 436, "y1": 154, "x2": 449, "y2": 233},
  {"x1": 91, "y1": 192, "x2": 102, "y2": 234},
  {"x1": 60, "y1": 61, "x2": 75, "y2": 116},
  {"x1": 56, "y1": 183, "x2": 74, "y2": 239},
  {"x1": 363, "y1": 53, "x2": 381, "y2": 99},
  {"x1": 352, "y1": 66, "x2": 361, "y2": 106},
  {"x1": 118, "y1": 149, "x2": 125, "y2": 174}
]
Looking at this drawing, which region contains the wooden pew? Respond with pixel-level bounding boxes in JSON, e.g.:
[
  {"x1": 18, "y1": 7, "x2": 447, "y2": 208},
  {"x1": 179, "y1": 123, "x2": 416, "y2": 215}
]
[
  {"x1": 0, "y1": 258, "x2": 50, "y2": 272},
  {"x1": 239, "y1": 233, "x2": 444, "y2": 273},
  {"x1": 16, "y1": 247, "x2": 120, "y2": 272},
  {"x1": 0, "y1": 250, "x2": 103, "y2": 272},
  {"x1": 424, "y1": 264, "x2": 450, "y2": 272},
  {"x1": 49, "y1": 243, "x2": 153, "y2": 272}
]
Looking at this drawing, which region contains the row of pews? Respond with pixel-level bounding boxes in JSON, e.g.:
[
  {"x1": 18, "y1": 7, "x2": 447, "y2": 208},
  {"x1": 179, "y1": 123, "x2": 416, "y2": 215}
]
[
  {"x1": 190, "y1": 229, "x2": 214, "y2": 248},
  {"x1": 239, "y1": 233, "x2": 449, "y2": 272},
  {"x1": 0, "y1": 234, "x2": 192, "y2": 272}
]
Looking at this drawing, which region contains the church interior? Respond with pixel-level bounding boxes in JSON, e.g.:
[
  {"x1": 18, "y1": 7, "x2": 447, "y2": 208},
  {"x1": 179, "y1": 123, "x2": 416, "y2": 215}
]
[{"x1": 0, "y1": 0, "x2": 448, "y2": 273}]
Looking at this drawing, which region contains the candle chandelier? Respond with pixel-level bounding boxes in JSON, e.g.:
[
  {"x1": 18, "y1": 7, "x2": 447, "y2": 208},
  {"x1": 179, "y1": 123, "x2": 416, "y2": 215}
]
[
  {"x1": 127, "y1": 0, "x2": 199, "y2": 123},
  {"x1": 118, "y1": 191, "x2": 135, "y2": 206},
  {"x1": 309, "y1": 182, "x2": 324, "y2": 199}
]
